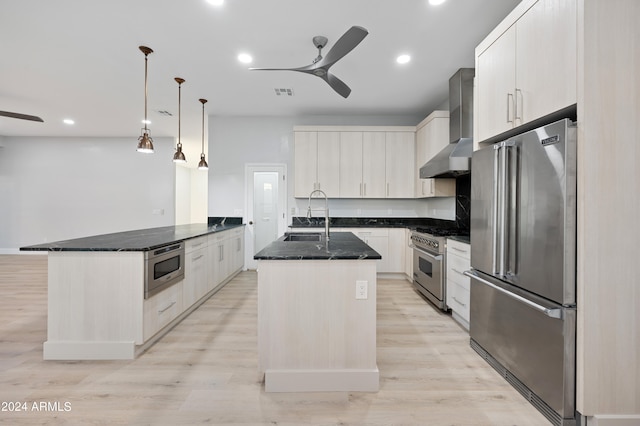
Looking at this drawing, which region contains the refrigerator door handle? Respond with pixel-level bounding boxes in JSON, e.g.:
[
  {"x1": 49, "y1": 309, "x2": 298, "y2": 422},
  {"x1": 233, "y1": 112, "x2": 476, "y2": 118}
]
[
  {"x1": 492, "y1": 145, "x2": 501, "y2": 275},
  {"x1": 464, "y1": 270, "x2": 563, "y2": 319}
]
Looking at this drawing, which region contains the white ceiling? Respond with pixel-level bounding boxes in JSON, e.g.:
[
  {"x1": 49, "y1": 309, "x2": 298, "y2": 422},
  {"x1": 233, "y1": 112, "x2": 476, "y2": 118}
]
[{"x1": 0, "y1": 0, "x2": 519, "y2": 161}]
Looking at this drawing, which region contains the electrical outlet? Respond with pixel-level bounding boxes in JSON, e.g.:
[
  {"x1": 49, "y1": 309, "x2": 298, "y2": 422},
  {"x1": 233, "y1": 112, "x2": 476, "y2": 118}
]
[
  {"x1": 355, "y1": 280, "x2": 368, "y2": 300},
  {"x1": 291, "y1": 207, "x2": 296, "y2": 215}
]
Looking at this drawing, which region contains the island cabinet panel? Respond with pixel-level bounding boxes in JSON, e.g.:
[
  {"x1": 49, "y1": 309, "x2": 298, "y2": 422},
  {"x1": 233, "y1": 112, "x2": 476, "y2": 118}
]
[
  {"x1": 44, "y1": 251, "x2": 145, "y2": 360},
  {"x1": 41, "y1": 225, "x2": 246, "y2": 360},
  {"x1": 258, "y1": 259, "x2": 378, "y2": 392}
]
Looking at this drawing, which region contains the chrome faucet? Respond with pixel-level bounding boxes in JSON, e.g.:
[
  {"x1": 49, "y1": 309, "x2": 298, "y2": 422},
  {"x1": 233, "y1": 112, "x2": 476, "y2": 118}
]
[{"x1": 307, "y1": 189, "x2": 330, "y2": 240}]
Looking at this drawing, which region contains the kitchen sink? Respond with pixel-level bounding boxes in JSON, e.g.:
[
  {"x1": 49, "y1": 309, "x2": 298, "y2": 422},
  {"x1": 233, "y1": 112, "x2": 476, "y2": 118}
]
[{"x1": 282, "y1": 233, "x2": 323, "y2": 242}]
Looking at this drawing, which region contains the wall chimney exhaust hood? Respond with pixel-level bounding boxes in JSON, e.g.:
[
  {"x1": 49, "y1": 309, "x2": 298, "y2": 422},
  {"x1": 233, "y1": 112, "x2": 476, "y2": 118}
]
[{"x1": 420, "y1": 68, "x2": 474, "y2": 179}]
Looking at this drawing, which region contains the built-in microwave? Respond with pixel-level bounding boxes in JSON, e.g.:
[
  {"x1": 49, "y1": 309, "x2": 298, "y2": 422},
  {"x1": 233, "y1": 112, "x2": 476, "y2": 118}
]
[{"x1": 144, "y1": 242, "x2": 185, "y2": 299}]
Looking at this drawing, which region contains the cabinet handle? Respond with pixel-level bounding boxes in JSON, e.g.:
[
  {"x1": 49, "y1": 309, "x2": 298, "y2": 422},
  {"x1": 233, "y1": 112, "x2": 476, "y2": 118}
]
[
  {"x1": 430, "y1": 180, "x2": 434, "y2": 195},
  {"x1": 452, "y1": 296, "x2": 466, "y2": 307},
  {"x1": 515, "y1": 88, "x2": 523, "y2": 121},
  {"x1": 360, "y1": 182, "x2": 363, "y2": 196},
  {"x1": 450, "y1": 247, "x2": 468, "y2": 254},
  {"x1": 192, "y1": 254, "x2": 204, "y2": 261},
  {"x1": 452, "y1": 268, "x2": 465, "y2": 276},
  {"x1": 363, "y1": 183, "x2": 367, "y2": 196},
  {"x1": 386, "y1": 182, "x2": 390, "y2": 197},
  {"x1": 507, "y1": 93, "x2": 514, "y2": 123},
  {"x1": 158, "y1": 301, "x2": 176, "y2": 314}
]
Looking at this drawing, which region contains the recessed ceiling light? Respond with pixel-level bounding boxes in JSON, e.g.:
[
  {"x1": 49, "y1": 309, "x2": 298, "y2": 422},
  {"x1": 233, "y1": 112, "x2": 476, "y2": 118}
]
[
  {"x1": 429, "y1": 0, "x2": 447, "y2": 5},
  {"x1": 238, "y1": 53, "x2": 253, "y2": 64},
  {"x1": 396, "y1": 54, "x2": 411, "y2": 64},
  {"x1": 63, "y1": 119, "x2": 75, "y2": 125},
  {"x1": 206, "y1": 0, "x2": 224, "y2": 6}
]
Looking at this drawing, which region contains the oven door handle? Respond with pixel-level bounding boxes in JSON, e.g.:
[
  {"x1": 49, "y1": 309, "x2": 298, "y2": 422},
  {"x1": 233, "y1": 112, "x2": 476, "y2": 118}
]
[
  {"x1": 463, "y1": 270, "x2": 563, "y2": 319},
  {"x1": 409, "y1": 243, "x2": 443, "y2": 261}
]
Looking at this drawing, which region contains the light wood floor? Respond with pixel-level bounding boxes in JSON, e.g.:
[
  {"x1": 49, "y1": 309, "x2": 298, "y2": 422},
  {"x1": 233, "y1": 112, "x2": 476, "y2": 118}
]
[{"x1": 0, "y1": 255, "x2": 549, "y2": 425}]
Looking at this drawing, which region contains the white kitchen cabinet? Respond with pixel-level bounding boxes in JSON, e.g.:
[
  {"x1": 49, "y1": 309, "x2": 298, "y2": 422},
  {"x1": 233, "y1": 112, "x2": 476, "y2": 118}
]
[
  {"x1": 414, "y1": 111, "x2": 456, "y2": 198},
  {"x1": 297, "y1": 126, "x2": 415, "y2": 199},
  {"x1": 446, "y1": 239, "x2": 470, "y2": 331},
  {"x1": 338, "y1": 131, "x2": 364, "y2": 197},
  {"x1": 385, "y1": 132, "x2": 415, "y2": 198},
  {"x1": 143, "y1": 280, "x2": 183, "y2": 341},
  {"x1": 356, "y1": 229, "x2": 389, "y2": 272},
  {"x1": 316, "y1": 132, "x2": 341, "y2": 196},
  {"x1": 475, "y1": 0, "x2": 577, "y2": 143},
  {"x1": 386, "y1": 228, "x2": 406, "y2": 274},
  {"x1": 208, "y1": 228, "x2": 245, "y2": 292},
  {"x1": 514, "y1": 0, "x2": 577, "y2": 127},
  {"x1": 183, "y1": 235, "x2": 209, "y2": 308},
  {"x1": 294, "y1": 131, "x2": 317, "y2": 197},
  {"x1": 229, "y1": 227, "x2": 245, "y2": 273},
  {"x1": 362, "y1": 132, "x2": 387, "y2": 198},
  {"x1": 338, "y1": 131, "x2": 386, "y2": 198},
  {"x1": 404, "y1": 228, "x2": 413, "y2": 281},
  {"x1": 209, "y1": 231, "x2": 230, "y2": 290},
  {"x1": 294, "y1": 131, "x2": 340, "y2": 198}
]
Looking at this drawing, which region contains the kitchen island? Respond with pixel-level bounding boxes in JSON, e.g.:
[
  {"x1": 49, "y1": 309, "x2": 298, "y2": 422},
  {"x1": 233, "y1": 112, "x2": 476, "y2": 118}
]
[
  {"x1": 20, "y1": 223, "x2": 245, "y2": 360},
  {"x1": 254, "y1": 231, "x2": 381, "y2": 392}
]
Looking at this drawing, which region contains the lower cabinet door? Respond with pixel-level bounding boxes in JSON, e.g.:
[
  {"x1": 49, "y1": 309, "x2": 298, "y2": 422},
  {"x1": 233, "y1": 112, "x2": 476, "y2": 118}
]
[{"x1": 143, "y1": 282, "x2": 183, "y2": 341}]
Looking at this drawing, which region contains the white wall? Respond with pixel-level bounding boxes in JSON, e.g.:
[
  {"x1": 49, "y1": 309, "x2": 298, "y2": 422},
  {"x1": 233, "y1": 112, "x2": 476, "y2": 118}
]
[
  {"x1": 208, "y1": 115, "x2": 455, "y2": 223},
  {"x1": 0, "y1": 136, "x2": 176, "y2": 252}
]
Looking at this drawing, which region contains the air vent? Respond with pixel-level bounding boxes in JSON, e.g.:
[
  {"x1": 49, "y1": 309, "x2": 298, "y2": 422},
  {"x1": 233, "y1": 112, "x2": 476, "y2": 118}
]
[
  {"x1": 156, "y1": 110, "x2": 173, "y2": 116},
  {"x1": 274, "y1": 88, "x2": 294, "y2": 96}
]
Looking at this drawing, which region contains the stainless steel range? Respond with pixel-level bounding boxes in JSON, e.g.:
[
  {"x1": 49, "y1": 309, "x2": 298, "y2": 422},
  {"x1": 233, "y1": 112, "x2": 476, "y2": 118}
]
[{"x1": 410, "y1": 227, "x2": 463, "y2": 311}]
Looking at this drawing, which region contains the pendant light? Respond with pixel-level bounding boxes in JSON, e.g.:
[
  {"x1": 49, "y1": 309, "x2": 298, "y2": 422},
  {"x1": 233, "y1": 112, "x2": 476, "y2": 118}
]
[
  {"x1": 197, "y1": 98, "x2": 209, "y2": 170},
  {"x1": 172, "y1": 77, "x2": 187, "y2": 163},
  {"x1": 136, "y1": 46, "x2": 154, "y2": 153}
]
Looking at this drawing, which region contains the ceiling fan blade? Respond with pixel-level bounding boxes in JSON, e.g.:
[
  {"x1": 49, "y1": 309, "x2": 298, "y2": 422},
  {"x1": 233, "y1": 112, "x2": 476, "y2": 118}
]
[
  {"x1": 320, "y1": 73, "x2": 352, "y2": 98},
  {"x1": 0, "y1": 111, "x2": 44, "y2": 122},
  {"x1": 249, "y1": 65, "x2": 315, "y2": 74},
  {"x1": 317, "y1": 26, "x2": 368, "y2": 69}
]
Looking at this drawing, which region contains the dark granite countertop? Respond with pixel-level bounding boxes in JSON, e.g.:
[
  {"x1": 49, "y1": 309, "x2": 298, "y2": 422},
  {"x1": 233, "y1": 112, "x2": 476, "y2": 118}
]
[
  {"x1": 20, "y1": 223, "x2": 245, "y2": 252},
  {"x1": 254, "y1": 231, "x2": 381, "y2": 261},
  {"x1": 290, "y1": 216, "x2": 461, "y2": 230}
]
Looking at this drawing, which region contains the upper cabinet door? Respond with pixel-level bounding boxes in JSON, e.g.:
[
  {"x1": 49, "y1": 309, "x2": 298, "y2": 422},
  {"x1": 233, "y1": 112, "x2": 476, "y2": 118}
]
[
  {"x1": 385, "y1": 131, "x2": 415, "y2": 198},
  {"x1": 316, "y1": 132, "x2": 340, "y2": 197},
  {"x1": 362, "y1": 132, "x2": 386, "y2": 198},
  {"x1": 515, "y1": 0, "x2": 577, "y2": 125},
  {"x1": 476, "y1": 25, "x2": 517, "y2": 143},
  {"x1": 339, "y1": 132, "x2": 364, "y2": 198},
  {"x1": 294, "y1": 132, "x2": 318, "y2": 198},
  {"x1": 474, "y1": 0, "x2": 577, "y2": 144}
]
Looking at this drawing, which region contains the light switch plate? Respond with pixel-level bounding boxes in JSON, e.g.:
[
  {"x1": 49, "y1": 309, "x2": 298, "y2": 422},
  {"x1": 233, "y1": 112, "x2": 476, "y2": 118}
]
[{"x1": 356, "y1": 280, "x2": 368, "y2": 300}]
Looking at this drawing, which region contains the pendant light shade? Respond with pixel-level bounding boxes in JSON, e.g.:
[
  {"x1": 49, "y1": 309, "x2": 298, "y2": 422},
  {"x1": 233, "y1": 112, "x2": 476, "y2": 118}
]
[
  {"x1": 173, "y1": 77, "x2": 187, "y2": 163},
  {"x1": 137, "y1": 46, "x2": 155, "y2": 153},
  {"x1": 198, "y1": 98, "x2": 209, "y2": 170}
]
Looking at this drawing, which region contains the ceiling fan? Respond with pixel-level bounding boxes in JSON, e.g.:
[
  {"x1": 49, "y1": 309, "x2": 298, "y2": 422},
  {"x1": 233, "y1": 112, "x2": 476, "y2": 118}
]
[
  {"x1": 250, "y1": 25, "x2": 369, "y2": 98},
  {"x1": 0, "y1": 111, "x2": 44, "y2": 122}
]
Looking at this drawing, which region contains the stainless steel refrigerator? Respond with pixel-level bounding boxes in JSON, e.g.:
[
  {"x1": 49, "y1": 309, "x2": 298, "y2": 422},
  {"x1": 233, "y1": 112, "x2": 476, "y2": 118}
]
[{"x1": 466, "y1": 118, "x2": 577, "y2": 426}]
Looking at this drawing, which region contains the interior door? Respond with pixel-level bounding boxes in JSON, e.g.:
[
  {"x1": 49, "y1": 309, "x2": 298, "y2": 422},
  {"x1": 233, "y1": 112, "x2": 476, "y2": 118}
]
[{"x1": 245, "y1": 164, "x2": 287, "y2": 270}]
